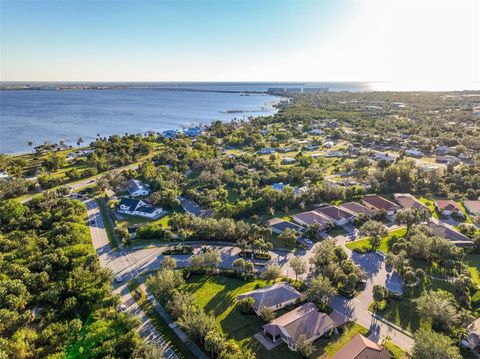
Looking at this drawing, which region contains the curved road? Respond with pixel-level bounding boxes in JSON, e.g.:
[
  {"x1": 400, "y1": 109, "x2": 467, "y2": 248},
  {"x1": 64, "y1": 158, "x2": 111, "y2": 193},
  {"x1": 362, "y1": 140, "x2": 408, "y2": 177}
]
[{"x1": 85, "y1": 199, "x2": 414, "y2": 353}]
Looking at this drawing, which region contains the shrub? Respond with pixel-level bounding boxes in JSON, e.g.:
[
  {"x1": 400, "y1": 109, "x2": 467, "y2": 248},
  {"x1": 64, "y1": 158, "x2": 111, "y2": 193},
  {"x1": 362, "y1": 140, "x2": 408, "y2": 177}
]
[
  {"x1": 238, "y1": 297, "x2": 255, "y2": 314},
  {"x1": 376, "y1": 299, "x2": 388, "y2": 312},
  {"x1": 259, "y1": 306, "x2": 275, "y2": 322}
]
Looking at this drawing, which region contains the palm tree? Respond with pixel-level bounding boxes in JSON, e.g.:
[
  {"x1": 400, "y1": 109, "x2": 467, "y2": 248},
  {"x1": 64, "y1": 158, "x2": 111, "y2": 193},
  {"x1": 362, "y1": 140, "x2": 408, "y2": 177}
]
[{"x1": 77, "y1": 137, "x2": 84, "y2": 147}]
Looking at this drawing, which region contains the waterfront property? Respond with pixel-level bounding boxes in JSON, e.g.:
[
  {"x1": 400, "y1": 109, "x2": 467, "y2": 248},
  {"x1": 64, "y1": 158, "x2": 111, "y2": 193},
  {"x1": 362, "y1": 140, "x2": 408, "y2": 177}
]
[{"x1": 237, "y1": 282, "x2": 302, "y2": 316}]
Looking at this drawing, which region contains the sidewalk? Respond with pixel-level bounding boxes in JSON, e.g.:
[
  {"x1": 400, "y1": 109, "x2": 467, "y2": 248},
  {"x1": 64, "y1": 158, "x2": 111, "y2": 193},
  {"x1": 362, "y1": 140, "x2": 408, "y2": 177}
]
[{"x1": 143, "y1": 285, "x2": 209, "y2": 359}]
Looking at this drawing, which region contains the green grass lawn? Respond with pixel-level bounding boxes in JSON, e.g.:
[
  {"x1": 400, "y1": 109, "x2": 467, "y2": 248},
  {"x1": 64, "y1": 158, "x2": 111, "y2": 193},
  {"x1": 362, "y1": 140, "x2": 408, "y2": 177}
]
[
  {"x1": 376, "y1": 277, "x2": 456, "y2": 333},
  {"x1": 327, "y1": 227, "x2": 348, "y2": 237},
  {"x1": 465, "y1": 254, "x2": 480, "y2": 287},
  {"x1": 181, "y1": 275, "x2": 370, "y2": 359},
  {"x1": 120, "y1": 212, "x2": 171, "y2": 227},
  {"x1": 312, "y1": 322, "x2": 369, "y2": 358},
  {"x1": 127, "y1": 279, "x2": 195, "y2": 359},
  {"x1": 457, "y1": 201, "x2": 473, "y2": 224},
  {"x1": 96, "y1": 199, "x2": 118, "y2": 248},
  {"x1": 384, "y1": 339, "x2": 410, "y2": 358},
  {"x1": 345, "y1": 227, "x2": 407, "y2": 253},
  {"x1": 418, "y1": 197, "x2": 439, "y2": 219}
]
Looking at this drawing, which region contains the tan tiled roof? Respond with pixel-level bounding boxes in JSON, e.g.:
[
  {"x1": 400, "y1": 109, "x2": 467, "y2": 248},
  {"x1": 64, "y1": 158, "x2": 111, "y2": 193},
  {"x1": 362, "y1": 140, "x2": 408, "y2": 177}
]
[
  {"x1": 464, "y1": 200, "x2": 480, "y2": 214},
  {"x1": 393, "y1": 193, "x2": 429, "y2": 211},
  {"x1": 294, "y1": 211, "x2": 334, "y2": 226},
  {"x1": 362, "y1": 195, "x2": 400, "y2": 211},
  {"x1": 331, "y1": 334, "x2": 392, "y2": 359},
  {"x1": 263, "y1": 302, "x2": 339, "y2": 343},
  {"x1": 340, "y1": 202, "x2": 374, "y2": 215}
]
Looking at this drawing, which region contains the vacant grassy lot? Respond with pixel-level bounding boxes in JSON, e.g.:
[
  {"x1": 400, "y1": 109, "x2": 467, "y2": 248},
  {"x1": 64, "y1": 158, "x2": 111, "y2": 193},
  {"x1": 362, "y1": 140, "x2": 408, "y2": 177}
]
[
  {"x1": 181, "y1": 275, "x2": 369, "y2": 359},
  {"x1": 346, "y1": 227, "x2": 407, "y2": 253},
  {"x1": 377, "y1": 277, "x2": 456, "y2": 333}
]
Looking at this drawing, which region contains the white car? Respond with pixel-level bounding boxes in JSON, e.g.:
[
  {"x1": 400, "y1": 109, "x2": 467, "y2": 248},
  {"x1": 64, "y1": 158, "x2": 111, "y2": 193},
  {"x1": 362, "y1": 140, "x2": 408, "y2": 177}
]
[
  {"x1": 115, "y1": 274, "x2": 123, "y2": 283},
  {"x1": 304, "y1": 238, "x2": 313, "y2": 245},
  {"x1": 118, "y1": 304, "x2": 127, "y2": 312}
]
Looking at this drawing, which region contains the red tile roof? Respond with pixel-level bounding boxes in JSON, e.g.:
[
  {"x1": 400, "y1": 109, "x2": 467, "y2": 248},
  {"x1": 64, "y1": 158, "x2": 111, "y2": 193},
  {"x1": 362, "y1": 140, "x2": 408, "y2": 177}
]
[{"x1": 435, "y1": 199, "x2": 460, "y2": 211}]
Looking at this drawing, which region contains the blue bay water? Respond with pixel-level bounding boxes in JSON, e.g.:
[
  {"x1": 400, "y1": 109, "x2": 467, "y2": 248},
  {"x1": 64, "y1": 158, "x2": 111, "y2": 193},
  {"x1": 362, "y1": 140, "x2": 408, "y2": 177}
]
[{"x1": 0, "y1": 88, "x2": 279, "y2": 154}]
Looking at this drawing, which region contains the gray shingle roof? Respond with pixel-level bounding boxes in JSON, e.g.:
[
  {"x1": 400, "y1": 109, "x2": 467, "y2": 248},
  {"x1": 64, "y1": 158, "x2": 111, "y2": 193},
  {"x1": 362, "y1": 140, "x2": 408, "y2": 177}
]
[{"x1": 237, "y1": 282, "x2": 302, "y2": 309}]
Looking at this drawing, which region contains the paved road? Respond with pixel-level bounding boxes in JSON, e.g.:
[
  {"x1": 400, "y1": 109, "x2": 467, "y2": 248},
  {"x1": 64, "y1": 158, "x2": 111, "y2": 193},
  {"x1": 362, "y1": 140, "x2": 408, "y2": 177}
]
[
  {"x1": 19, "y1": 162, "x2": 141, "y2": 203},
  {"x1": 86, "y1": 199, "x2": 413, "y2": 352},
  {"x1": 85, "y1": 200, "x2": 178, "y2": 358}
]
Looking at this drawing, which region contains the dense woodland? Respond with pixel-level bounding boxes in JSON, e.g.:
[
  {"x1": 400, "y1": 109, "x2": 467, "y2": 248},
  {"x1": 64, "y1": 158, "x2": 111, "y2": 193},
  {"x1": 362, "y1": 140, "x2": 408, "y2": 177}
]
[{"x1": 0, "y1": 191, "x2": 161, "y2": 358}]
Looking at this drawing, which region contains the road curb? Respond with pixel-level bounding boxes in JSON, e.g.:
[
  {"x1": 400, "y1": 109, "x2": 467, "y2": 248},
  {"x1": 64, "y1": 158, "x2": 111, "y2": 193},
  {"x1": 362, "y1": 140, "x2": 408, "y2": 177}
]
[{"x1": 370, "y1": 311, "x2": 414, "y2": 338}]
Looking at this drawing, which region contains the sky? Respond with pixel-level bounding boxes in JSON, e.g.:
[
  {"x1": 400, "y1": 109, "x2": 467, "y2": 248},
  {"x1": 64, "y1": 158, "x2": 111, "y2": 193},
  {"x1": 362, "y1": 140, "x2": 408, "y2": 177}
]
[{"x1": 0, "y1": 0, "x2": 479, "y2": 84}]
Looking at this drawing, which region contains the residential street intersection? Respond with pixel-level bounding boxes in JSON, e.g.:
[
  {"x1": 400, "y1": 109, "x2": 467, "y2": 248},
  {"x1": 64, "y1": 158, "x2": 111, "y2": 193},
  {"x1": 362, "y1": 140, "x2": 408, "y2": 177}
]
[{"x1": 85, "y1": 199, "x2": 414, "y2": 355}]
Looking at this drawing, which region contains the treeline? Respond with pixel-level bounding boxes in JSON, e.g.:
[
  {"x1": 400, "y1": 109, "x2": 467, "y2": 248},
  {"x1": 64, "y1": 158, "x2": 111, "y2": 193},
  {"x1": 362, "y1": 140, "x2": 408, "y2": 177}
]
[{"x1": 0, "y1": 191, "x2": 160, "y2": 358}]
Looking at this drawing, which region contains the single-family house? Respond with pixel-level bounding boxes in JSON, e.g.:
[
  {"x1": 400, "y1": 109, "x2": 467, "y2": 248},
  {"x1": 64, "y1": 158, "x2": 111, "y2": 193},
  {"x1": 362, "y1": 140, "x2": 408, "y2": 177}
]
[
  {"x1": 127, "y1": 179, "x2": 150, "y2": 197},
  {"x1": 361, "y1": 195, "x2": 400, "y2": 216},
  {"x1": 237, "y1": 282, "x2": 302, "y2": 316},
  {"x1": 117, "y1": 198, "x2": 162, "y2": 218},
  {"x1": 374, "y1": 153, "x2": 396, "y2": 163},
  {"x1": 272, "y1": 182, "x2": 286, "y2": 191},
  {"x1": 309, "y1": 129, "x2": 323, "y2": 135},
  {"x1": 263, "y1": 302, "x2": 346, "y2": 352},
  {"x1": 0, "y1": 171, "x2": 9, "y2": 180},
  {"x1": 282, "y1": 157, "x2": 296, "y2": 164},
  {"x1": 464, "y1": 201, "x2": 480, "y2": 216},
  {"x1": 183, "y1": 127, "x2": 202, "y2": 137},
  {"x1": 278, "y1": 146, "x2": 297, "y2": 153},
  {"x1": 178, "y1": 196, "x2": 213, "y2": 218},
  {"x1": 331, "y1": 334, "x2": 392, "y2": 359},
  {"x1": 434, "y1": 199, "x2": 463, "y2": 217},
  {"x1": 426, "y1": 221, "x2": 472, "y2": 247},
  {"x1": 339, "y1": 202, "x2": 374, "y2": 216},
  {"x1": 293, "y1": 210, "x2": 334, "y2": 229},
  {"x1": 162, "y1": 130, "x2": 178, "y2": 138},
  {"x1": 436, "y1": 146, "x2": 452, "y2": 155},
  {"x1": 267, "y1": 218, "x2": 305, "y2": 235},
  {"x1": 405, "y1": 149, "x2": 424, "y2": 158},
  {"x1": 393, "y1": 193, "x2": 429, "y2": 212},
  {"x1": 258, "y1": 147, "x2": 276, "y2": 155},
  {"x1": 436, "y1": 155, "x2": 461, "y2": 165},
  {"x1": 323, "y1": 141, "x2": 334, "y2": 148},
  {"x1": 464, "y1": 318, "x2": 480, "y2": 350},
  {"x1": 314, "y1": 205, "x2": 355, "y2": 226}
]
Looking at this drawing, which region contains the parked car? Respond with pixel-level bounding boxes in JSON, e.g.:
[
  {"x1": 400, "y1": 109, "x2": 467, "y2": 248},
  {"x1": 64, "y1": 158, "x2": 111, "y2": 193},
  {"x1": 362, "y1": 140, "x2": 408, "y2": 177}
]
[
  {"x1": 117, "y1": 304, "x2": 127, "y2": 312},
  {"x1": 115, "y1": 274, "x2": 123, "y2": 283},
  {"x1": 304, "y1": 238, "x2": 313, "y2": 245}
]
